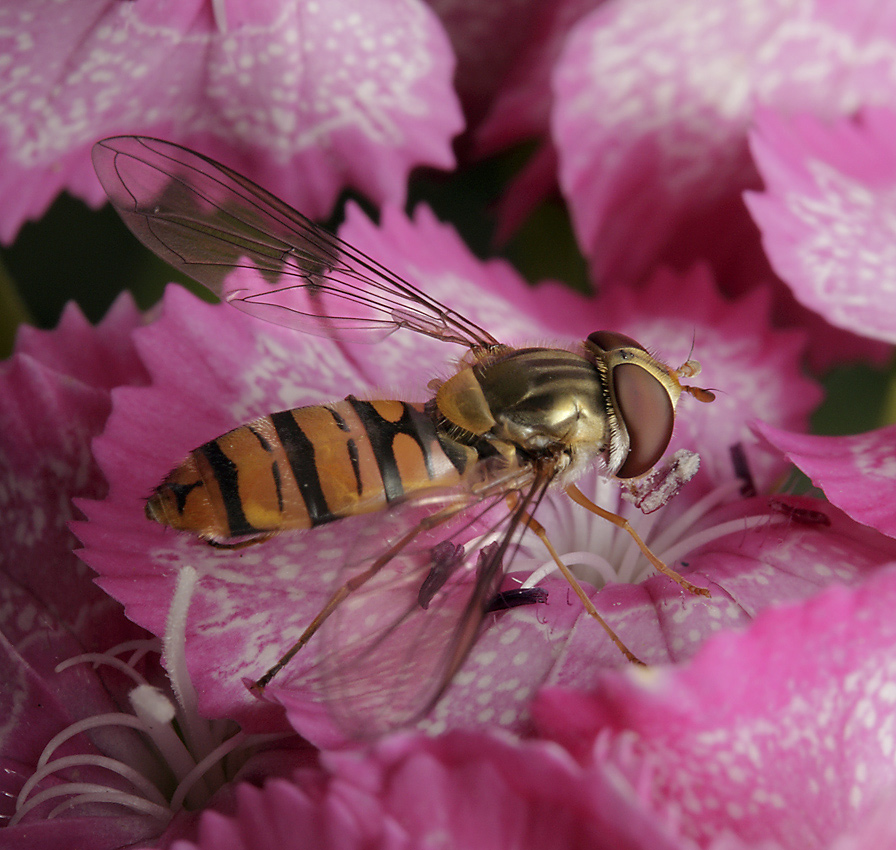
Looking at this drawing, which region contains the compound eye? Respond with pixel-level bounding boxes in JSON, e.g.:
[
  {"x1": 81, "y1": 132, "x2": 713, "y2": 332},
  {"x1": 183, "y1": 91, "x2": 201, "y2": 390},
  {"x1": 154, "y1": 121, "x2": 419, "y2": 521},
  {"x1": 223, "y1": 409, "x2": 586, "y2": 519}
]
[
  {"x1": 587, "y1": 330, "x2": 646, "y2": 353},
  {"x1": 613, "y1": 363, "x2": 674, "y2": 478}
]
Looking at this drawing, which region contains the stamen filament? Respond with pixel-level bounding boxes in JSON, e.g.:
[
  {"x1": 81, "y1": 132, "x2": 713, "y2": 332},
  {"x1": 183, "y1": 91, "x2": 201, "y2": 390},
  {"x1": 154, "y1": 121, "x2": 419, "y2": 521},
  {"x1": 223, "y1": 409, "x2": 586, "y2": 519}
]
[
  {"x1": 36, "y1": 715, "x2": 157, "y2": 771},
  {"x1": 169, "y1": 732, "x2": 244, "y2": 812},
  {"x1": 521, "y1": 551, "x2": 619, "y2": 589},
  {"x1": 658, "y1": 515, "x2": 787, "y2": 567},
  {"x1": 46, "y1": 792, "x2": 172, "y2": 822},
  {"x1": 55, "y1": 653, "x2": 150, "y2": 687},
  {"x1": 128, "y1": 685, "x2": 209, "y2": 809},
  {"x1": 11, "y1": 783, "x2": 170, "y2": 826},
  {"x1": 164, "y1": 567, "x2": 222, "y2": 787},
  {"x1": 649, "y1": 480, "x2": 743, "y2": 554},
  {"x1": 16, "y1": 754, "x2": 168, "y2": 812}
]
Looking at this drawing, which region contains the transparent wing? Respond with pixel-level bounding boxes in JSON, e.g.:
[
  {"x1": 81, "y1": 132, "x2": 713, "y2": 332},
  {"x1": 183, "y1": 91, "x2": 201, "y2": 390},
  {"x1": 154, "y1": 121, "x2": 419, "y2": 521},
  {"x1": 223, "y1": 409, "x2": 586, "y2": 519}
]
[
  {"x1": 296, "y1": 466, "x2": 553, "y2": 737},
  {"x1": 92, "y1": 136, "x2": 500, "y2": 348}
]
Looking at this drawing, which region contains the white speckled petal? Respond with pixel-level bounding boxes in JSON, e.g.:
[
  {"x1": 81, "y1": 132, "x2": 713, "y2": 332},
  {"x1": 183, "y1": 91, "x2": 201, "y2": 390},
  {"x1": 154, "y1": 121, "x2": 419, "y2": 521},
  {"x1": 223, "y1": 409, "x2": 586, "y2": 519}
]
[
  {"x1": 0, "y1": 0, "x2": 463, "y2": 241},
  {"x1": 0, "y1": 297, "x2": 171, "y2": 842},
  {"x1": 747, "y1": 108, "x2": 896, "y2": 344},
  {"x1": 2, "y1": 295, "x2": 145, "y2": 653},
  {"x1": 757, "y1": 421, "x2": 896, "y2": 538},
  {"x1": 552, "y1": 0, "x2": 896, "y2": 284},
  {"x1": 534, "y1": 566, "x2": 896, "y2": 848}
]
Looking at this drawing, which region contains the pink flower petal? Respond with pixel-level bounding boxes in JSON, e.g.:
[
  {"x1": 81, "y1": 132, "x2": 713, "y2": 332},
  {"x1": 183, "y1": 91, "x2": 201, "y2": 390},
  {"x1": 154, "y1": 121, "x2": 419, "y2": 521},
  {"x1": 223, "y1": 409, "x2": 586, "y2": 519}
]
[
  {"x1": 552, "y1": 1, "x2": 896, "y2": 286},
  {"x1": 331, "y1": 732, "x2": 688, "y2": 849},
  {"x1": 0, "y1": 299, "x2": 181, "y2": 844},
  {"x1": 424, "y1": 0, "x2": 549, "y2": 129},
  {"x1": 472, "y1": 0, "x2": 598, "y2": 156},
  {"x1": 491, "y1": 142, "x2": 561, "y2": 245},
  {"x1": 0, "y1": 817, "x2": 159, "y2": 850},
  {"x1": 76, "y1": 205, "x2": 838, "y2": 745},
  {"x1": 169, "y1": 731, "x2": 695, "y2": 849},
  {"x1": 746, "y1": 107, "x2": 896, "y2": 344},
  {"x1": 2, "y1": 298, "x2": 145, "y2": 652},
  {"x1": 534, "y1": 567, "x2": 896, "y2": 848},
  {"x1": 0, "y1": 0, "x2": 462, "y2": 241},
  {"x1": 756, "y1": 421, "x2": 896, "y2": 538},
  {"x1": 167, "y1": 770, "x2": 407, "y2": 850},
  {"x1": 12, "y1": 292, "x2": 147, "y2": 388}
]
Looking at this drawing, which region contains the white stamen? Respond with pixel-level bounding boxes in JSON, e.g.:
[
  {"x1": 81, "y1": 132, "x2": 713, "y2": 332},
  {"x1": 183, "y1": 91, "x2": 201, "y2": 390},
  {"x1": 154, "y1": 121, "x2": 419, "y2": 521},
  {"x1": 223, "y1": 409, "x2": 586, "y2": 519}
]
[
  {"x1": 163, "y1": 567, "x2": 222, "y2": 789},
  {"x1": 35, "y1": 714, "x2": 156, "y2": 772},
  {"x1": 169, "y1": 731, "x2": 246, "y2": 813},
  {"x1": 46, "y1": 792, "x2": 172, "y2": 822},
  {"x1": 15, "y1": 754, "x2": 168, "y2": 813},
  {"x1": 659, "y1": 515, "x2": 787, "y2": 567},
  {"x1": 515, "y1": 477, "x2": 777, "y2": 593},
  {"x1": 55, "y1": 653, "x2": 150, "y2": 687},
  {"x1": 11, "y1": 784, "x2": 171, "y2": 825},
  {"x1": 650, "y1": 479, "x2": 743, "y2": 554},
  {"x1": 12, "y1": 566, "x2": 287, "y2": 829},
  {"x1": 522, "y1": 551, "x2": 619, "y2": 589}
]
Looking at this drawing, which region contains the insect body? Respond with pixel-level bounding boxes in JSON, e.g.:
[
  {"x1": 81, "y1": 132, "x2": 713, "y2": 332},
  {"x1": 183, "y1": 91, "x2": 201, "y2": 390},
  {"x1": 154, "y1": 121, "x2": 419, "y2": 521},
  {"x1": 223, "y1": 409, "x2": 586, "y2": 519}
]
[
  {"x1": 148, "y1": 342, "x2": 690, "y2": 546},
  {"x1": 146, "y1": 397, "x2": 464, "y2": 544},
  {"x1": 93, "y1": 137, "x2": 713, "y2": 733}
]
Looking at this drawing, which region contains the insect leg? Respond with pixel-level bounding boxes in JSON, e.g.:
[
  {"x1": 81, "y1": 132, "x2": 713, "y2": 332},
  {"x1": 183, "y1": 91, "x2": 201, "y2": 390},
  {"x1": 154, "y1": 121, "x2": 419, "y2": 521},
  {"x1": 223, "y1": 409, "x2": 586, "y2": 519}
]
[
  {"x1": 509, "y1": 497, "x2": 645, "y2": 665},
  {"x1": 251, "y1": 500, "x2": 471, "y2": 692},
  {"x1": 565, "y1": 483, "x2": 711, "y2": 598},
  {"x1": 206, "y1": 532, "x2": 277, "y2": 549}
]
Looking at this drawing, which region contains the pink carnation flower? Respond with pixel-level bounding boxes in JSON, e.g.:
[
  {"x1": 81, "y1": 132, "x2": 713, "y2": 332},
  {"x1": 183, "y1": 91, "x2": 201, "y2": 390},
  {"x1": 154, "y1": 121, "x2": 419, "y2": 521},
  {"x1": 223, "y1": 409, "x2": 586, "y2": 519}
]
[
  {"x1": 1, "y1": 298, "x2": 313, "y2": 846},
  {"x1": 757, "y1": 421, "x2": 896, "y2": 540},
  {"x1": 0, "y1": 0, "x2": 462, "y2": 242},
  {"x1": 74, "y1": 203, "x2": 896, "y2": 758},
  {"x1": 747, "y1": 107, "x2": 896, "y2": 346},
  {"x1": 533, "y1": 568, "x2": 896, "y2": 848},
  {"x1": 551, "y1": 0, "x2": 896, "y2": 287},
  {"x1": 163, "y1": 730, "x2": 694, "y2": 849}
]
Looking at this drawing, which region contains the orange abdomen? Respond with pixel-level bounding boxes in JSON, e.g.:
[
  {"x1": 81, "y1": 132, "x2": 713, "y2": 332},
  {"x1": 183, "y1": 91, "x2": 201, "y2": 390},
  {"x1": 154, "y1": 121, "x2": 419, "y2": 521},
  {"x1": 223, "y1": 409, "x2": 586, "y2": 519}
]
[{"x1": 146, "y1": 398, "x2": 468, "y2": 544}]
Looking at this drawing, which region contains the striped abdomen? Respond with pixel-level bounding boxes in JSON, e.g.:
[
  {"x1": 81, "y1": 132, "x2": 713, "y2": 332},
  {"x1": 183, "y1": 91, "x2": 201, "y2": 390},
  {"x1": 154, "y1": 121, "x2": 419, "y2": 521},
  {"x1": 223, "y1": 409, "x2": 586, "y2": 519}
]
[{"x1": 146, "y1": 397, "x2": 467, "y2": 544}]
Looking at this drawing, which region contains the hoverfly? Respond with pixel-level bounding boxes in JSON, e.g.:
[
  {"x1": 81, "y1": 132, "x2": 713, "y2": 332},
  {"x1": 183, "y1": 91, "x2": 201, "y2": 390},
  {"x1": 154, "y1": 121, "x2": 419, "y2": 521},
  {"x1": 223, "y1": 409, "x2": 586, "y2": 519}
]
[{"x1": 92, "y1": 136, "x2": 714, "y2": 734}]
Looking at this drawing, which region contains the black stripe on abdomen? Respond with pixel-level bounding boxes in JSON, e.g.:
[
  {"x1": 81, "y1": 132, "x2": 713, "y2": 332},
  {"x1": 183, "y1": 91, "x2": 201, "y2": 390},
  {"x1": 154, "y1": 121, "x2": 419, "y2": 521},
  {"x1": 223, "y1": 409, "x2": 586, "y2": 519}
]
[
  {"x1": 198, "y1": 441, "x2": 256, "y2": 537},
  {"x1": 269, "y1": 410, "x2": 334, "y2": 526},
  {"x1": 346, "y1": 397, "x2": 439, "y2": 502},
  {"x1": 346, "y1": 438, "x2": 363, "y2": 496},
  {"x1": 248, "y1": 424, "x2": 284, "y2": 513}
]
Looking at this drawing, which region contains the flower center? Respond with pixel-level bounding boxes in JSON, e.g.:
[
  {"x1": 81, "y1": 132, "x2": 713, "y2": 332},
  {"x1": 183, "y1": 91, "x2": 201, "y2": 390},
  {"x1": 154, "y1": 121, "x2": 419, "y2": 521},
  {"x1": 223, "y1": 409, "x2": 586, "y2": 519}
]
[
  {"x1": 10, "y1": 567, "x2": 286, "y2": 829},
  {"x1": 513, "y1": 471, "x2": 780, "y2": 591}
]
